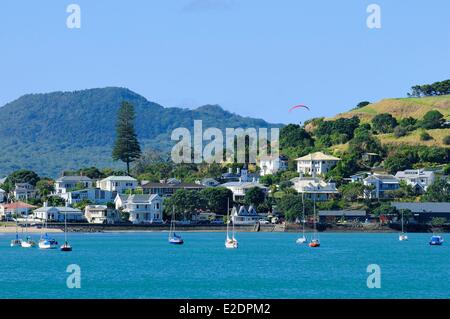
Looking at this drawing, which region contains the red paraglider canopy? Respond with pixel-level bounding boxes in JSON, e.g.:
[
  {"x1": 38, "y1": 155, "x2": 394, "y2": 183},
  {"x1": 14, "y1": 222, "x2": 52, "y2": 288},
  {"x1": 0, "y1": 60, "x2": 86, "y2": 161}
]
[{"x1": 289, "y1": 104, "x2": 310, "y2": 112}]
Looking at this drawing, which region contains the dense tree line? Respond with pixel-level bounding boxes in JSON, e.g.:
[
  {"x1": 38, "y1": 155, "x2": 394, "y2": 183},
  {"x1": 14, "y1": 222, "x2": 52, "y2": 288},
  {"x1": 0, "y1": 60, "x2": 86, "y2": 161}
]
[{"x1": 408, "y1": 79, "x2": 450, "y2": 97}]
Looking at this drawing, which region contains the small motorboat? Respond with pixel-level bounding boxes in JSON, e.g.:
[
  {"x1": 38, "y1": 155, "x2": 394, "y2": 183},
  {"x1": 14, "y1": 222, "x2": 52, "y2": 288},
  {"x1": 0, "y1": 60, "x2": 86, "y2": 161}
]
[
  {"x1": 169, "y1": 233, "x2": 184, "y2": 245},
  {"x1": 399, "y1": 233, "x2": 408, "y2": 241},
  {"x1": 309, "y1": 239, "x2": 320, "y2": 248},
  {"x1": 38, "y1": 234, "x2": 58, "y2": 249},
  {"x1": 60, "y1": 241, "x2": 73, "y2": 252},
  {"x1": 429, "y1": 235, "x2": 444, "y2": 246}
]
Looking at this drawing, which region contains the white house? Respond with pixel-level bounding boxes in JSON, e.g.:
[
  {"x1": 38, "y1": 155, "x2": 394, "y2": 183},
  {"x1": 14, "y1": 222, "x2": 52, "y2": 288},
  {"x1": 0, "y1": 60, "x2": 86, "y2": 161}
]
[
  {"x1": 259, "y1": 155, "x2": 288, "y2": 176},
  {"x1": 115, "y1": 194, "x2": 163, "y2": 224},
  {"x1": 0, "y1": 201, "x2": 37, "y2": 220},
  {"x1": 84, "y1": 205, "x2": 120, "y2": 224},
  {"x1": 220, "y1": 181, "x2": 268, "y2": 202},
  {"x1": 363, "y1": 174, "x2": 400, "y2": 199},
  {"x1": 291, "y1": 176, "x2": 338, "y2": 201},
  {"x1": 295, "y1": 152, "x2": 340, "y2": 176},
  {"x1": 395, "y1": 169, "x2": 435, "y2": 191},
  {"x1": 54, "y1": 176, "x2": 93, "y2": 195},
  {"x1": 231, "y1": 205, "x2": 261, "y2": 225},
  {"x1": 13, "y1": 183, "x2": 36, "y2": 200},
  {"x1": 98, "y1": 176, "x2": 138, "y2": 194},
  {"x1": 60, "y1": 188, "x2": 116, "y2": 205},
  {"x1": 33, "y1": 206, "x2": 85, "y2": 222}
]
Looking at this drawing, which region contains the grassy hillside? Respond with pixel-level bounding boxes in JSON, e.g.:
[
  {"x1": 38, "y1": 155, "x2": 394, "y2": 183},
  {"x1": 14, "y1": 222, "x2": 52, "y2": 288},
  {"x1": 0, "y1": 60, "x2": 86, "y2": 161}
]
[{"x1": 333, "y1": 95, "x2": 450, "y2": 122}]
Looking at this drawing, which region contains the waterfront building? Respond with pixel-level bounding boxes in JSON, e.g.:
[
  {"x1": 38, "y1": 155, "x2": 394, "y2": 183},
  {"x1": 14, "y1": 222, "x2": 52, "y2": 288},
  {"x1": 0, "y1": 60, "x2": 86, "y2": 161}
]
[
  {"x1": 33, "y1": 206, "x2": 85, "y2": 222},
  {"x1": 0, "y1": 201, "x2": 37, "y2": 220},
  {"x1": 291, "y1": 176, "x2": 338, "y2": 201},
  {"x1": 258, "y1": 155, "x2": 288, "y2": 176},
  {"x1": 295, "y1": 152, "x2": 340, "y2": 176},
  {"x1": 220, "y1": 181, "x2": 267, "y2": 202},
  {"x1": 54, "y1": 175, "x2": 93, "y2": 195},
  {"x1": 395, "y1": 169, "x2": 435, "y2": 192},
  {"x1": 61, "y1": 188, "x2": 116, "y2": 205},
  {"x1": 231, "y1": 205, "x2": 261, "y2": 225},
  {"x1": 363, "y1": 174, "x2": 400, "y2": 199},
  {"x1": 391, "y1": 202, "x2": 450, "y2": 224},
  {"x1": 114, "y1": 194, "x2": 163, "y2": 224},
  {"x1": 98, "y1": 176, "x2": 138, "y2": 193},
  {"x1": 84, "y1": 205, "x2": 120, "y2": 224}
]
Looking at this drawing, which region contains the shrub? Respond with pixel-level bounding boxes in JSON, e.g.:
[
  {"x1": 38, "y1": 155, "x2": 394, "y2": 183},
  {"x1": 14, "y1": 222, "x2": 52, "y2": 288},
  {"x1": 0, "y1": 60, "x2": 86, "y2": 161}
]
[
  {"x1": 420, "y1": 131, "x2": 433, "y2": 141},
  {"x1": 393, "y1": 126, "x2": 408, "y2": 138},
  {"x1": 443, "y1": 135, "x2": 450, "y2": 145}
]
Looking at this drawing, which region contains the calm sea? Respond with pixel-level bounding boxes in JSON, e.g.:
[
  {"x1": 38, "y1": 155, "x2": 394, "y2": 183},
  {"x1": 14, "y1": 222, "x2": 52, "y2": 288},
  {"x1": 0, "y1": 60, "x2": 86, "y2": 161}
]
[{"x1": 0, "y1": 232, "x2": 448, "y2": 299}]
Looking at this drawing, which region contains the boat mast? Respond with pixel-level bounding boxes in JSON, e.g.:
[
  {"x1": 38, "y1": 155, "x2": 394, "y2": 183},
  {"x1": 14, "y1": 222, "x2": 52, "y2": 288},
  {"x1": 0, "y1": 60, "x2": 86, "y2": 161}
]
[
  {"x1": 301, "y1": 192, "x2": 305, "y2": 237},
  {"x1": 313, "y1": 197, "x2": 317, "y2": 240},
  {"x1": 226, "y1": 199, "x2": 230, "y2": 240}
]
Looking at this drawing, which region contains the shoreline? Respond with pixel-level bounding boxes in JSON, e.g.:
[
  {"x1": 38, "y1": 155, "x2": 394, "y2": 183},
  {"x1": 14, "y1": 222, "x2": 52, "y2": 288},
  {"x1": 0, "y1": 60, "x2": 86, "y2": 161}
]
[{"x1": 0, "y1": 225, "x2": 447, "y2": 234}]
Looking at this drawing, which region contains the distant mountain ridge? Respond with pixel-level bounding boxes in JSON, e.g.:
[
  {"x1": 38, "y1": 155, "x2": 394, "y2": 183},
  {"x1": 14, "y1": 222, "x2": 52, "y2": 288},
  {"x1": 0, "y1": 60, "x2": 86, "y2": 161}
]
[{"x1": 0, "y1": 87, "x2": 281, "y2": 177}]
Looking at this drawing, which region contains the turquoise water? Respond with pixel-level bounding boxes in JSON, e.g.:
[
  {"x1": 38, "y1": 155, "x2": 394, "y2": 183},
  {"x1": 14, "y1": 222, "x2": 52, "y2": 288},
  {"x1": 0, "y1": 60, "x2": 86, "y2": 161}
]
[{"x1": 0, "y1": 232, "x2": 448, "y2": 299}]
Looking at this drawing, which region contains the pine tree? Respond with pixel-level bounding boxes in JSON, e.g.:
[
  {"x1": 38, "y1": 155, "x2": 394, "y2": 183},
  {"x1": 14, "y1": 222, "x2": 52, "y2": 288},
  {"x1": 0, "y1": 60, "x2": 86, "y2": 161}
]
[{"x1": 112, "y1": 101, "x2": 141, "y2": 174}]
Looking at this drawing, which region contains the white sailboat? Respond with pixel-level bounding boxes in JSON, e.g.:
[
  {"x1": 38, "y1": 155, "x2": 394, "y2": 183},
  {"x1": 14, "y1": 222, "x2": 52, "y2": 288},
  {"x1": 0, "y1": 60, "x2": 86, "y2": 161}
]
[
  {"x1": 296, "y1": 193, "x2": 307, "y2": 244},
  {"x1": 168, "y1": 207, "x2": 184, "y2": 245},
  {"x1": 60, "y1": 210, "x2": 72, "y2": 251},
  {"x1": 38, "y1": 215, "x2": 58, "y2": 249},
  {"x1": 399, "y1": 210, "x2": 408, "y2": 241},
  {"x1": 21, "y1": 200, "x2": 36, "y2": 248},
  {"x1": 225, "y1": 199, "x2": 238, "y2": 249},
  {"x1": 10, "y1": 219, "x2": 22, "y2": 247},
  {"x1": 308, "y1": 198, "x2": 320, "y2": 248}
]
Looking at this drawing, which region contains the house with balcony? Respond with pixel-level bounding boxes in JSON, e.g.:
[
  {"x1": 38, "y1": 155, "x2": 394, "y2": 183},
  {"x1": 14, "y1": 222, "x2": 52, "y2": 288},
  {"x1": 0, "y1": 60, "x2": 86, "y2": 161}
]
[
  {"x1": 231, "y1": 205, "x2": 262, "y2": 225},
  {"x1": 114, "y1": 194, "x2": 163, "y2": 224},
  {"x1": 61, "y1": 188, "x2": 116, "y2": 205},
  {"x1": 84, "y1": 205, "x2": 120, "y2": 224},
  {"x1": 258, "y1": 155, "x2": 288, "y2": 176},
  {"x1": 291, "y1": 176, "x2": 339, "y2": 201},
  {"x1": 363, "y1": 174, "x2": 400, "y2": 199},
  {"x1": 98, "y1": 176, "x2": 138, "y2": 194},
  {"x1": 54, "y1": 175, "x2": 93, "y2": 195},
  {"x1": 220, "y1": 180, "x2": 267, "y2": 202},
  {"x1": 395, "y1": 169, "x2": 435, "y2": 192},
  {"x1": 13, "y1": 183, "x2": 37, "y2": 200},
  {"x1": 295, "y1": 152, "x2": 340, "y2": 176}
]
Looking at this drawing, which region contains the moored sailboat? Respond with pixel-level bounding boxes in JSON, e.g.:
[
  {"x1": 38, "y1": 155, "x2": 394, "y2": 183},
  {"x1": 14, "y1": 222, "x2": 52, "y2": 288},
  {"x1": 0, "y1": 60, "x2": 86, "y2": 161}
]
[
  {"x1": 399, "y1": 210, "x2": 408, "y2": 241},
  {"x1": 60, "y1": 210, "x2": 72, "y2": 251},
  {"x1": 308, "y1": 198, "x2": 320, "y2": 248},
  {"x1": 38, "y1": 216, "x2": 58, "y2": 249},
  {"x1": 225, "y1": 199, "x2": 238, "y2": 249},
  {"x1": 10, "y1": 218, "x2": 22, "y2": 247},
  {"x1": 296, "y1": 193, "x2": 307, "y2": 244},
  {"x1": 21, "y1": 205, "x2": 36, "y2": 248},
  {"x1": 168, "y1": 207, "x2": 184, "y2": 245}
]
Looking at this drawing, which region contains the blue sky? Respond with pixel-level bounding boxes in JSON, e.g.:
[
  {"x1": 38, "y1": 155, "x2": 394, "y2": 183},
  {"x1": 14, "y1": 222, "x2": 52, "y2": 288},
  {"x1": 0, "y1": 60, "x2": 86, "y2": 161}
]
[{"x1": 0, "y1": 0, "x2": 449, "y2": 124}]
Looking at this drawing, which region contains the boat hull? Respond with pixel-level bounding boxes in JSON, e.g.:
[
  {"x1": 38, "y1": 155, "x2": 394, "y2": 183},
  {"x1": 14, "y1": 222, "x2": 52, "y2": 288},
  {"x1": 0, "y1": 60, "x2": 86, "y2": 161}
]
[
  {"x1": 169, "y1": 238, "x2": 184, "y2": 245},
  {"x1": 225, "y1": 240, "x2": 238, "y2": 249},
  {"x1": 39, "y1": 241, "x2": 58, "y2": 249},
  {"x1": 10, "y1": 239, "x2": 22, "y2": 247},
  {"x1": 399, "y1": 234, "x2": 408, "y2": 241},
  {"x1": 296, "y1": 237, "x2": 307, "y2": 244},
  {"x1": 60, "y1": 245, "x2": 72, "y2": 251},
  {"x1": 21, "y1": 241, "x2": 36, "y2": 248}
]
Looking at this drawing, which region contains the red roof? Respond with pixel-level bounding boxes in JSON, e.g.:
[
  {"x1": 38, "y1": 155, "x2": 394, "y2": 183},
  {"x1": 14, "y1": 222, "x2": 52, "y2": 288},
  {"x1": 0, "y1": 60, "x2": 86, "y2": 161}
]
[{"x1": 2, "y1": 201, "x2": 37, "y2": 209}]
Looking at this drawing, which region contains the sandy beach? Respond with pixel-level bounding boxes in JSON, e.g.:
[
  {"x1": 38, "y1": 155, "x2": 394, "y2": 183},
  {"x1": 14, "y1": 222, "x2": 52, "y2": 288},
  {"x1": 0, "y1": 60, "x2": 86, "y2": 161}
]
[{"x1": 0, "y1": 226, "x2": 62, "y2": 233}]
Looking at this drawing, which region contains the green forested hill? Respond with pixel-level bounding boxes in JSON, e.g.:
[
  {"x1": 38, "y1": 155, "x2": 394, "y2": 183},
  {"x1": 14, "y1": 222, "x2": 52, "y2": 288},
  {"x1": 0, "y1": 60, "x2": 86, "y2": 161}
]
[{"x1": 0, "y1": 87, "x2": 279, "y2": 177}]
